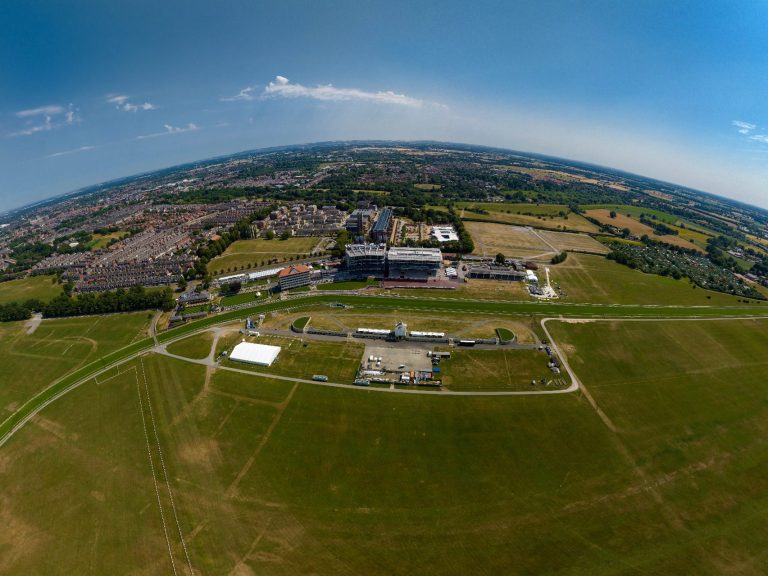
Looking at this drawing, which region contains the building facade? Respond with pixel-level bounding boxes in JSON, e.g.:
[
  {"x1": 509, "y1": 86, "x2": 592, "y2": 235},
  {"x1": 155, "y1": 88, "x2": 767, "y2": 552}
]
[
  {"x1": 345, "y1": 244, "x2": 387, "y2": 278},
  {"x1": 277, "y1": 264, "x2": 311, "y2": 290},
  {"x1": 386, "y1": 247, "x2": 443, "y2": 279}
]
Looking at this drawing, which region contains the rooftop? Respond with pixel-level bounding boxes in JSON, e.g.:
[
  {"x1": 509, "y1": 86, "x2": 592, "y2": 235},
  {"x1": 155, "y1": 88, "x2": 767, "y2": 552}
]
[
  {"x1": 346, "y1": 243, "x2": 387, "y2": 257},
  {"x1": 277, "y1": 264, "x2": 310, "y2": 278},
  {"x1": 387, "y1": 246, "x2": 443, "y2": 262}
]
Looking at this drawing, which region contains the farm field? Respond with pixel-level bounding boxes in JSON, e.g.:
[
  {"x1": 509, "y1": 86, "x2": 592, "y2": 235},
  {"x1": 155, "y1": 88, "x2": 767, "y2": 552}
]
[
  {"x1": 465, "y1": 221, "x2": 555, "y2": 259},
  {"x1": 0, "y1": 275, "x2": 62, "y2": 305},
  {"x1": 584, "y1": 208, "x2": 704, "y2": 252},
  {"x1": 207, "y1": 237, "x2": 324, "y2": 275},
  {"x1": 0, "y1": 312, "x2": 151, "y2": 418},
  {"x1": 449, "y1": 202, "x2": 600, "y2": 233},
  {"x1": 537, "y1": 229, "x2": 610, "y2": 254},
  {"x1": 6, "y1": 317, "x2": 768, "y2": 573},
  {"x1": 438, "y1": 347, "x2": 566, "y2": 391},
  {"x1": 548, "y1": 253, "x2": 757, "y2": 305}
]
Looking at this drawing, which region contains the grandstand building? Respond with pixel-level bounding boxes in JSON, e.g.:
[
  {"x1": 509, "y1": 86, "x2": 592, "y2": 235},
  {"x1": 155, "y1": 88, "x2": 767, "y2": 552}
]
[
  {"x1": 386, "y1": 247, "x2": 443, "y2": 279},
  {"x1": 277, "y1": 264, "x2": 311, "y2": 290},
  {"x1": 345, "y1": 243, "x2": 387, "y2": 278}
]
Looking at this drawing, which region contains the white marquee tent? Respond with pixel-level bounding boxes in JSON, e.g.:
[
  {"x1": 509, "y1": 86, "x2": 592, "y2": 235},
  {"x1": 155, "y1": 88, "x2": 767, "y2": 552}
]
[{"x1": 230, "y1": 342, "x2": 281, "y2": 366}]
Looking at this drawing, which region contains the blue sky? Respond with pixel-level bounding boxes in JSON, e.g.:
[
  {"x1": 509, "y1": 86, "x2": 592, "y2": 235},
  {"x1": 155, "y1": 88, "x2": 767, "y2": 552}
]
[{"x1": 2, "y1": 0, "x2": 768, "y2": 210}]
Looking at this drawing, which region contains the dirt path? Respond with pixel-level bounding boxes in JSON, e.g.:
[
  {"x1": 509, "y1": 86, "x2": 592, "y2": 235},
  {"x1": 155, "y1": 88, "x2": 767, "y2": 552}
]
[
  {"x1": 226, "y1": 382, "x2": 299, "y2": 497},
  {"x1": 24, "y1": 314, "x2": 42, "y2": 335}
]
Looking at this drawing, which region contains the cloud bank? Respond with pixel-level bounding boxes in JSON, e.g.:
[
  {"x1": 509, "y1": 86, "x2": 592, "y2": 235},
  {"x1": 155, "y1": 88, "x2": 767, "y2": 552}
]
[
  {"x1": 10, "y1": 103, "x2": 79, "y2": 137},
  {"x1": 137, "y1": 123, "x2": 199, "y2": 139},
  {"x1": 107, "y1": 94, "x2": 156, "y2": 112},
  {"x1": 223, "y1": 76, "x2": 426, "y2": 107}
]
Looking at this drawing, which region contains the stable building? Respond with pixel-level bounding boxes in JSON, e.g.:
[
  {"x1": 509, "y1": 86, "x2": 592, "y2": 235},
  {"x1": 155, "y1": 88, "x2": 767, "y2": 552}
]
[{"x1": 277, "y1": 264, "x2": 311, "y2": 290}]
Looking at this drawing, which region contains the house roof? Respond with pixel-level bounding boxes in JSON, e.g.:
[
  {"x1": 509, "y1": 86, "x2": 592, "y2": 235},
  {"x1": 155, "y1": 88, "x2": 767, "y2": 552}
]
[{"x1": 277, "y1": 264, "x2": 310, "y2": 278}]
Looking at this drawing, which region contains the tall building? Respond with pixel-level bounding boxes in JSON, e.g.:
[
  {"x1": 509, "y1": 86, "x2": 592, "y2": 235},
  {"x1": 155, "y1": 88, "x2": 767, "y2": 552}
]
[
  {"x1": 345, "y1": 244, "x2": 387, "y2": 278},
  {"x1": 386, "y1": 247, "x2": 443, "y2": 279},
  {"x1": 370, "y1": 207, "x2": 393, "y2": 244},
  {"x1": 277, "y1": 264, "x2": 311, "y2": 290}
]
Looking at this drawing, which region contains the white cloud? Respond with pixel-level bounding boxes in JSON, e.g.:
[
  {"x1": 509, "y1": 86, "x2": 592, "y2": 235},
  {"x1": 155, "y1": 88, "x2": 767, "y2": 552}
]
[
  {"x1": 9, "y1": 103, "x2": 79, "y2": 137},
  {"x1": 16, "y1": 105, "x2": 65, "y2": 118},
  {"x1": 137, "y1": 123, "x2": 200, "y2": 140},
  {"x1": 749, "y1": 134, "x2": 768, "y2": 144},
  {"x1": 107, "y1": 94, "x2": 156, "y2": 112},
  {"x1": 222, "y1": 76, "x2": 429, "y2": 107},
  {"x1": 46, "y1": 145, "x2": 97, "y2": 159},
  {"x1": 733, "y1": 120, "x2": 757, "y2": 134},
  {"x1": 220, "y1": 86, "x2": 256, "y2": 102}
]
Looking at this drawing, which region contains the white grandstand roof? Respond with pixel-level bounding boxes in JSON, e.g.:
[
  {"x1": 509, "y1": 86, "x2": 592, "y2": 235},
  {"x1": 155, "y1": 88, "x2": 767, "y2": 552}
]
[
  {"x1": 230, "y1": 342, "x2": 281, "y2": 366},
  {"x1": 387, "y1": 246, "x2": 443, "y2": 262}
]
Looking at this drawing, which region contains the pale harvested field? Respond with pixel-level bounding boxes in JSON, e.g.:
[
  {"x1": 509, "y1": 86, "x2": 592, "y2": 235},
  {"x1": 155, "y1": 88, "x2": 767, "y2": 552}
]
[
  {"x1": 537, "y1": 230, "x2": 609, "y2": 254},
  {"x1": 466, "y1": 222, "x2": 555, "y2": 259}
]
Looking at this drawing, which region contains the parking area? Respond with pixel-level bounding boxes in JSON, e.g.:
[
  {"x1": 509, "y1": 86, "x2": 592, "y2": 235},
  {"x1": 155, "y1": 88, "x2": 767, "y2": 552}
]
[{"x1": 362, "y1": 344, "x2": 433, "y2": 373}]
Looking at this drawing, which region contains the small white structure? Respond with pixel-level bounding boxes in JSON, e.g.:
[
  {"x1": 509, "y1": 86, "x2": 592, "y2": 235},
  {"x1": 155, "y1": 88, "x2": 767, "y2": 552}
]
[
  {"x1": 394, "y1": 321, "x2": 408, "y2": 339},
  {"x1": 430, "y1": 225, "x2": 459, "y2": 243},
  {"x1": 230, "y1": 342, "x2": 281, "y2": 366},
  {"x1": 526, "y1": 269, "x2": 539, "y2": 283}
]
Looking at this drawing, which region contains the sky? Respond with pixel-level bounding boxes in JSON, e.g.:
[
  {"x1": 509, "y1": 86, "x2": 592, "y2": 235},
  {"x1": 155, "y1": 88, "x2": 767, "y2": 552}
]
[{"x1": 2, "y1": 0, "x2": 768, "y2": 211}]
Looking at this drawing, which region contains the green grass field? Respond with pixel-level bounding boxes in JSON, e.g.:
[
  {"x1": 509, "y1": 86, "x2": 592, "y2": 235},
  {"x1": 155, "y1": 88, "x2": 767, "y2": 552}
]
[
  {"x1": 165, "y1": 331, "x2": 214, "y2": 359},
  {"x1": 450, "y1": 201, "x2": 600, "y2": 233},
  {"x1": 439, "y1": 347, "x2": 566, "y2": 390},
  {"x1": 222, "y1": 334, "x2": 363, "y2": 382},
  {"x1": 317, "y1": 279, "x2": 377, "y2": 290},
  {"x1": 0, "y1": 312, "x2": 151, "y2": 418},
  {"x1": 549, "y1": 252, "x2": 758, "y2": 305},
  {"x1": 220, "y1": 291, "x2": 270, "y2": 306},
  {"x1": 0, "y1": 275, "x2": 62, "y2": 305},
  {"x1": 88, "y1": 230, "x2": 129, "y2": 250},
  {"x1": 207, "y1": 237, "x2": 323, "y2": 275},
  {"x1": 2, "y1": 318, "x2": 768, "y2": 573}
]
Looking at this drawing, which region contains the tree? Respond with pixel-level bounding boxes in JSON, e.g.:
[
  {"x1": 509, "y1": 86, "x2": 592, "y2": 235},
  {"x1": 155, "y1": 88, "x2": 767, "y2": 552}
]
[
  {"x1": 177, "y1": 276, "x2": 187, "y2": 291},
  {"x1": 609, "y1": 210, "x2": 617, "y2": 219},
  {"x1": 264, "y1": 229, "x2": 276, "y2": 240},
  {"x1": 279, "y1": 229, "x2": 292, "y2": 240},
  {"x1": 495, "y1": 253, "x2": 506, "y2": 265}
]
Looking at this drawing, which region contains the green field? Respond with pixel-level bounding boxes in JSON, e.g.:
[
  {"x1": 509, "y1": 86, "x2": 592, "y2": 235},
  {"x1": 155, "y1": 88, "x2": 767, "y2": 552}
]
[
  {"x1": 317, "y1": 279, "x2": 378, "y2": 290},
  {"x1": 0, "y1": 312, "x2": 151, "y2": 418},
  {"x1": 549, "y1": 252, "x2": 759, "y2": 305},
  {"x1": 165, "y1": 331, "x2": 214, "y2": 359},
  {"x1": 220, "y1": 291, "x2": 269, "y2": 307},
  {"x1": 3, "y1": 315, "x2": 768, "y2": 573},
  {"x1": 446, "y1": 202, "x2": 600, "y2": 233},
  {"x1": 88, "y1": 230, "x2": 129, "y2": 250},
  {"x1": 223, "y1": 334, "x2": 363, "y2": 382},
  {"x1": 208, "y1": 237, "x2": 323, "y2": 275},
  {"x1": 0, "y1": 275, "x2": 62, "y2": 305},
  {"x1": 439, "y1": 347, "x2": 566, "y2": 390}
]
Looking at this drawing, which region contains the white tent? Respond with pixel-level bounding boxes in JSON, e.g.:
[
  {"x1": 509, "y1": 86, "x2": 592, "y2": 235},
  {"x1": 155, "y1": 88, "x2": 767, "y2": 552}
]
[{"x1": 230, "y1": 342, "x2": 281, "y2": 366}]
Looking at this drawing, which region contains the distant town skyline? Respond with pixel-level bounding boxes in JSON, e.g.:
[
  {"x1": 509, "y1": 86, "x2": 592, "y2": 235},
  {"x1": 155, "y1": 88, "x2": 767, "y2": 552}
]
[{"x1": 3, "y1": 0, "x2": 768, "y2": 210}]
